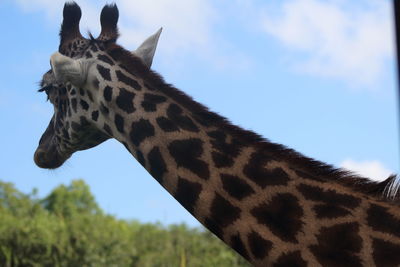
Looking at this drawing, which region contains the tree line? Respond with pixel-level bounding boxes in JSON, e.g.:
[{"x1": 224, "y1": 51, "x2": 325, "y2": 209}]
[{"x1": 0, "y1": 179, "x2": 249, "y2": 267}]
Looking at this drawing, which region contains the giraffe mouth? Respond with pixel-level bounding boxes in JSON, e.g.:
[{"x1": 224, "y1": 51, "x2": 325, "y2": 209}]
[
  {"x1": 34, "y1": 119, "x2": 71, "y2": 169},
  {"x1": 34, "y1": 146, "x2": 69, "y2": 169}
]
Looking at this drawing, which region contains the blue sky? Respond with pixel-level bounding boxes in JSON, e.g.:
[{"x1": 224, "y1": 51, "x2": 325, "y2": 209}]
[{"x1": 0, "y1": 0, "x2": 398, "y2": 227}]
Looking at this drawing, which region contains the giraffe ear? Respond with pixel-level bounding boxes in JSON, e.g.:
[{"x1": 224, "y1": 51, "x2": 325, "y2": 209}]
[
  {"x1": 50, "y1": 52, "x2": 91, "y2": 87},
  {"x1": 98, "y1": 4, "x2": 119, "y2": 42},
  {"x1": 133, "y1": 28, "x2": 163, "y2": 68},
  {"x1": 59, "y1": 2, "x2": 83, "y2": 50}
]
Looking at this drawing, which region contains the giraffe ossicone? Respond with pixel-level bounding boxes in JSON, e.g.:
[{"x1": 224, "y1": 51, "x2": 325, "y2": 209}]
[
  {"x1": 51, "y1": 25, "x2": 163, "y2": 86},
  {"x1": 34, "y1": 2, "x2": 400, "y2": 266}
]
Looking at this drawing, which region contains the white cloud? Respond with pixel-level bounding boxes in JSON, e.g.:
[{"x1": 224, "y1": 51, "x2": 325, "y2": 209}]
[
  {"x1": 340, "y1": 159, "x2": 392, "y2": 181},
  {"x1": 262, "y1": 0, "x2": 394, "y2": 87},
  {"x1": 117, "y1": 0, "x2": 215, "y2": 53},
  {"x1": 18, "y1": 0, "x2": 392, "y2": 78}
]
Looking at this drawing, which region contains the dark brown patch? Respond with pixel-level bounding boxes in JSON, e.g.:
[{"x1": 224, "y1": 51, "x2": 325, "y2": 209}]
[
  {"x1": 116, "y1": 70, "x2": 141, "y2": 90},
  {"x1": 91, "y1": 110, "x2": 99, "y2": 121},
  {"x1": 141, "y1": 93, "x2": 167, "y2": 112},
  {"x1": 129, "y1": 119, "x2": 155, "y2": 146},
  {"x1": 103, "y1": 85, "x2": 113, "y2": 101},
  {"x1": 147, "y1": 146, "x2": 167, "y2": 183},
  {"x1": 372, "y1": 238, "x2": 400, "y2": 267},
  {"x1": 98, "y1": 54, "x2": 114, "y2": 65},
  {"x1": 103, "y1": 123, "x2": 112, "y2": 136},
  {"x1": 244, "y1": 152, "x2": 290, "y2": 188},
  {"x1": 167, "y1": 104, "x2": 199, "y2": 132},
  {"x1": 156, "y1": 117, "x2": 179, "y2": 132},
  {"x1": 168, "y1": 138, "x2": 210, "y2": 180},
  {"x1": 220, "y1": 174, "x2": 255, "y2": 200},
  {"x1": 80, "y1": 99, "x2": 89, "y2": 111},
  {"x1": 141, "y1": 102, "x2": 156, "y2": 112},
  {"x1": 231, "y1": 233, "x2": 250, "y2": 260},
  {"x1": 207, "y1": 193, "x2": 241, "y2": 233},
  {"x1": 204, "y1": 218, "x2": 223, "y2": 239},
  {"x1": 274, "y1": 251, "x2": 307, "y2": 267},
  {"x1": 207, "y1": 130, "x2": 241, "y2": 157},
  {"x1": 212, "y1": 151, "x2": 234, "y2": 168},
  {"x1": 79, "y1": 88, "x2": 85, "y2": 96},
  {"x1": 114, "y1": 113, "x2": 124, "y2": 133},
  {"x1": 298, "y1": 184, "x2": 361, "y2": 209},
  {"x1": 97, "y1": 64, "x2": 111, "y2": 81},
  {"x1": 310, "y1": 222, "x2": 362, "y2": 267},
  {"x1": 144, "y1": 82, "x2": 156, "y2": 91},
  {"x1": 367, "y1": 204, "x2": 400, "y2": 238},
  {"x1": 174, "y1": 177, "x2": 202, "y2": 213},
  {"x1": 207, "y1": 130, "x2": 226, "y2": 141},
  {"x1": 144, "y1": 93, "x2": 167, "y2": 102},
  {"x1": 85, "y1": 51, "x2": 93, "y2": 59},
  {"x1": 247, "y1": 231, "x2": 272, "y2": 259},
  {"x1": 116, "y1": 87, "x2": 135, "y2": 114},
  {"x1": 251, "y1": 193, "x2": 303, "y2": 243}
]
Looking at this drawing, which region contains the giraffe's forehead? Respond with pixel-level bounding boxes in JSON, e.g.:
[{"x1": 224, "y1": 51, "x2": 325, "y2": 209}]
[{"x1": 60, "y1": 38, "x2": 92, "y2": 58}]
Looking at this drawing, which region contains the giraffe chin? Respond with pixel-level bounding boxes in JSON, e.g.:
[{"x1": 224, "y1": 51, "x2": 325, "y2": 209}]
[{"x1": 34, "y1": 147, "x2": 70, "y2": 169}]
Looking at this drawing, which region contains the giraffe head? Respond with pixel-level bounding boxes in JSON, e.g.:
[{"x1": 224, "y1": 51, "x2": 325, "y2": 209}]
[{"x1": 34, "y1": 2, "x2": 161, "y2": 169}]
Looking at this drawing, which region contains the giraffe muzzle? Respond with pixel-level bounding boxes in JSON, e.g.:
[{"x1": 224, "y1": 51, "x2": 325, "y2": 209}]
[
  {"x1": 34, "y1": 147, "x2": 68, "y2": 169},
  {"x1": 34, "y1": 124, "x2": 70, "y2": 169}
]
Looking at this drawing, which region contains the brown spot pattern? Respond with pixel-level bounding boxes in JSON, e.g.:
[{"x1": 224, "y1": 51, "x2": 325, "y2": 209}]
[
  {"x1": 251, "y1": 193, "x2": 303, "y2": 243},
  {"x1": 244, "y1": 152, "x2": 289, "y2": 188},
  {"x1": 309, "y1": 222, "x2": 362, "y2": 267}
]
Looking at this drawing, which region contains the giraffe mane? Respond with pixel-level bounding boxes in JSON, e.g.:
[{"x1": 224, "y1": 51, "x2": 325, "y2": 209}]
[{"x1": 104, "y1": 43, "x2": 399, "y2": 203}]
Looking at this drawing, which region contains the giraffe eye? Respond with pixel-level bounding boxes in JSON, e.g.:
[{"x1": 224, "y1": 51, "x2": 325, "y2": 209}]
[
  {"x1": 38, "y1": 85, "x2": 52, "y2": 92},
  {"x1": 38, "y1": 85, "x2": 53, "y2": 101}
]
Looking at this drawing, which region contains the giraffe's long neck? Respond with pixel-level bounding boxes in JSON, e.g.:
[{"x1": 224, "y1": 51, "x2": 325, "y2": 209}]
[{"x1": 93, "y1": 46, "x2": 400, "y2": 266}]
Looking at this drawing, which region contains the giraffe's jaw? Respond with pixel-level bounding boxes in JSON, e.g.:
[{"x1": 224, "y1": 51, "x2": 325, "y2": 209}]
[{"x1": 34, "y1": 146, "x2": 70, "y2": 169}]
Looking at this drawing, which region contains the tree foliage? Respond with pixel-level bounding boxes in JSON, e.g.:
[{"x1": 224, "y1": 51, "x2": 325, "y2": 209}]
[{"x1": 0, "y1": 180, "x2": 249, "y2": 267}]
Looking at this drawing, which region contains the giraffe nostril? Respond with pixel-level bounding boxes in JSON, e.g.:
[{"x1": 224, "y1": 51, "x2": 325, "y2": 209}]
[{"x1": 34, "y1": 150, "x2": 48, "y2": 166}]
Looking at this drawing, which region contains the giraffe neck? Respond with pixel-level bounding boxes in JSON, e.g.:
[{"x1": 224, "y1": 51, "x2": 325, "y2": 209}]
[{"x1": 89, "y1": 45, "x2": 400, "y2": 266}]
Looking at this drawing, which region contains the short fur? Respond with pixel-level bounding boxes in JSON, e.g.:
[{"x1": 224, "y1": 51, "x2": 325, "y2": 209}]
[{"x1": 104, "y1": 42, "x2": 399, "y2": 203}]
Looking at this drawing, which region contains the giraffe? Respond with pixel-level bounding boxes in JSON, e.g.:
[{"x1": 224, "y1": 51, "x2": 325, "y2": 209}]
[{"x1": 34, "y1": 3, "x2": 400, "y2": 266}]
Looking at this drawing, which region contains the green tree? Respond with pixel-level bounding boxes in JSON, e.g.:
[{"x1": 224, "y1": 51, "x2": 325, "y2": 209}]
[
  {"x1": 0, "y1": 179, "x2": 250, "y2": 267},
  {"x1": 41, "y1": 180, "x2": 101, "y2": 217}
]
